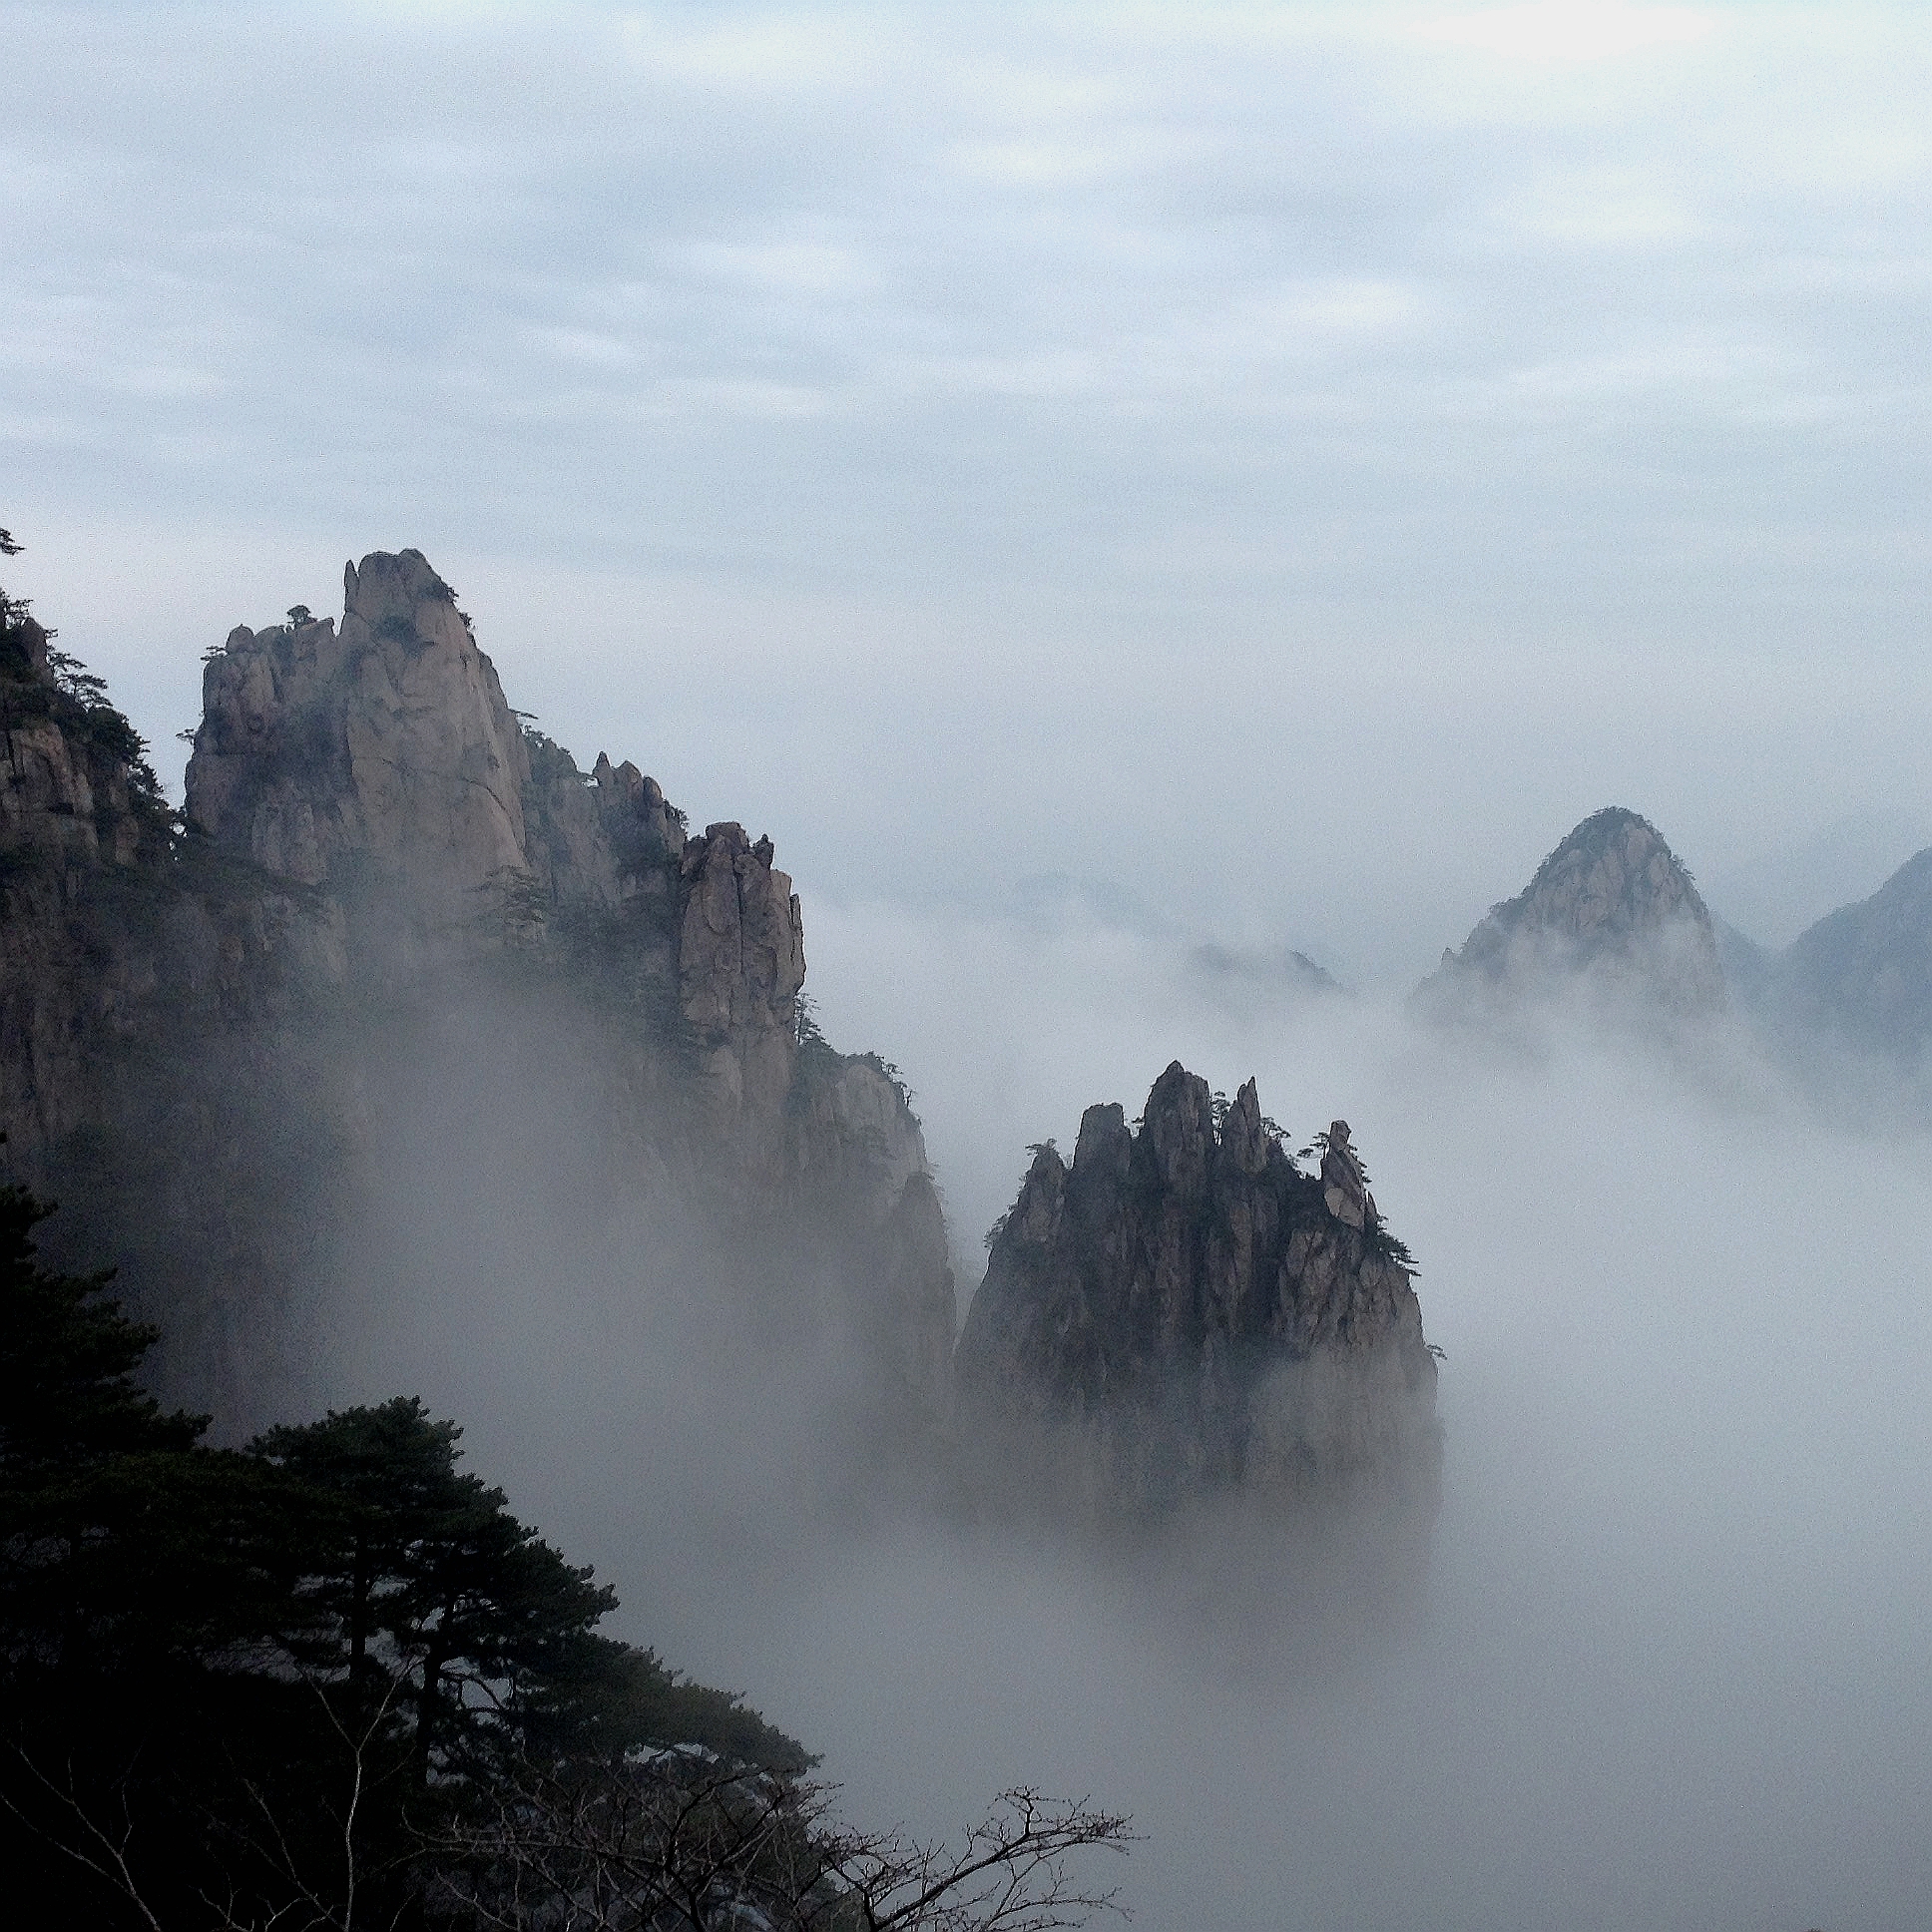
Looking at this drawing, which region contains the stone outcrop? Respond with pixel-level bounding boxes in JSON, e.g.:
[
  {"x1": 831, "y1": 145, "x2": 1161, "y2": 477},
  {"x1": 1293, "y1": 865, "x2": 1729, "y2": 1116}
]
[
  {"x1": 2, "y1": 595, "x2": 187, "y2": 1157},
  {"x1": 1318, "y1": 1120, "x2": 1374, "y2": 1228},
  {"x1": 954, "y1": 1063, "x2": 1438, "y2": 1518},
  {"x1": 182, "y1": 551, "x2": 822, "y2": 1171},
  {"x1": 676, "y1": 821, "x2": 806, "y2": 1143},
  {"x1": 1416, "y1": 806, "x2": 1725, "y2": 1023},
  {"x1": 1, "y1": 615, "x2": 160, "y2": 877},
  {"x1": 4, "y1": 550, "x2": 951, "y2": 1436},
  {"x1": 3, "y1": 574, "x2": 361, "y2": 1414}
]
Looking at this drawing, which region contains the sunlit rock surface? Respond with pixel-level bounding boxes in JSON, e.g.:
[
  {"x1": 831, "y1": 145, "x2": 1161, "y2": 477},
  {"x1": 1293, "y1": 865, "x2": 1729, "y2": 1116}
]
[
  {"x1": 955, "y1": 1063, "x2": 1438, "y2": 1519},
  {"x1": 1415, "y1": 805, "x2": 1725, "y2": 1025}
]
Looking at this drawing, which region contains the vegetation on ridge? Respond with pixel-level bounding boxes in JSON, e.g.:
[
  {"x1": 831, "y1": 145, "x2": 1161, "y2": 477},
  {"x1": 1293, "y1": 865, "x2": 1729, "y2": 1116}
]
[{"x1": 0, "y1": 529, "x2": 169, "y2": 835}]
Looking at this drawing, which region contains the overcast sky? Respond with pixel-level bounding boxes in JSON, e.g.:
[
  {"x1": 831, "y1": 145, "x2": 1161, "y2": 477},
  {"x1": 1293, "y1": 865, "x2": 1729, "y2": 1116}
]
[
  {"x1": 13, "y1": 16, "x2": 1932, "y2": 1921},
  {"x1": 6, "y1": 0, "x2": 1932, "y2": 975}
]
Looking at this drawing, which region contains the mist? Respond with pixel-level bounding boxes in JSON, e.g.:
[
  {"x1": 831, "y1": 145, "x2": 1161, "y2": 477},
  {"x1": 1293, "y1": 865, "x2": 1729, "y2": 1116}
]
[
  {"x1": 11, "y1": 2, "x2": 1932, "y2": 1922},
  {"x1": 14, "y1": 1, "x2": 1932, "y2": 983},
  {"x1": 288, "y1": 893, "x2": 1932, "y2": 1932}
]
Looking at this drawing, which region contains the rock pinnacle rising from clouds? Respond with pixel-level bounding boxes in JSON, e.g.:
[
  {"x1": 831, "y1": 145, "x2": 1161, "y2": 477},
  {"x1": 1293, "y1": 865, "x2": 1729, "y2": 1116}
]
[{"x1": 955, "y1": 1063, "x2": 1438, "y2": 1524}]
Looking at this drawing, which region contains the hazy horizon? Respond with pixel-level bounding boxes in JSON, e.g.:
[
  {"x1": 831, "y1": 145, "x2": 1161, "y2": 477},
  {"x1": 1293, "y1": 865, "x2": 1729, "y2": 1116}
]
[
  {"x1": 9, "y1": 2, "x2": 1932, "y2": 981},
  {"x1": 8, "y1": 6, "x2": 1932, "y2": 1928}
]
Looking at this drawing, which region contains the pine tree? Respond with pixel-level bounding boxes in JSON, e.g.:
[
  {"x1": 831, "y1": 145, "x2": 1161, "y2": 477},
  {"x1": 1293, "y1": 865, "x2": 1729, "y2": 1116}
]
[{"x1": 252, "y1": 1398, "x2": 614, "y2": 1782}]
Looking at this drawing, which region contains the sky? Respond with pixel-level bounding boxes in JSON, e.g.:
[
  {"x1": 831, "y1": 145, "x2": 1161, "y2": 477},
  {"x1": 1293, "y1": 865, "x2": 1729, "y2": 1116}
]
[
  {"x1": 6, "y1": 0, "x2": 1932, "y2": 978},
  {"x1": 11, "y1": 11, "x2": 1932, "y2": 1923}
]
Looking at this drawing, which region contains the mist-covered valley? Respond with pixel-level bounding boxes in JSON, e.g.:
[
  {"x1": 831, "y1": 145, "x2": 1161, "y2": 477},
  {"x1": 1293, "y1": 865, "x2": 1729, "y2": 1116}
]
[
  {"x1": 795, "y1": 914, "x2": 1932, "y2": 1930},
  {"x1": 10, "y1": 6, "x2": 1932, "y2": 1924},
  {"x1": 6, "y1": 527, "x2": 1931, "y2": 1931},
  {"x1": 290, "y1": 876, "x2": 1932, "y2": 1932}
]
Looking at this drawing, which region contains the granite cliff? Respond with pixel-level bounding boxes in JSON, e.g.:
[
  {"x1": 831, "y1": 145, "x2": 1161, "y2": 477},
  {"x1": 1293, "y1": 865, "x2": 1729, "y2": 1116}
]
[
  {"x1": 2, "y1": 548, "x2": 951, "y2": 1435},
  {"x1": 1417, "y1": 805, "x2": 1725, "y2": 1025},
  {"x1": 954, "y1": 1063, "x2": 1438, "y2": 1520},
  {"x1": 181, "y1": 551, "x2": 826, "y2": 1172}
]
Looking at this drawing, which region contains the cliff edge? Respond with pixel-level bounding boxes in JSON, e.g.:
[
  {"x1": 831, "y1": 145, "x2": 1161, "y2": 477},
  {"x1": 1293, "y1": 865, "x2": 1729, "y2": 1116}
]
[{"x1": 4, "y1": 548, "x2": 952, "y2": 1437}]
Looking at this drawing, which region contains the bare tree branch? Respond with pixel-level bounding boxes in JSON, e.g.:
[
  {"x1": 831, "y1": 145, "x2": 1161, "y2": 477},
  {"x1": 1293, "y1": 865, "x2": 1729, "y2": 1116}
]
[
  {"x1": 432, "y1": 1755, "x2": 1134, "y2": 1932},
  {"x1": 2, "y1": 1746, "x2": 168, "y2": 1932}
]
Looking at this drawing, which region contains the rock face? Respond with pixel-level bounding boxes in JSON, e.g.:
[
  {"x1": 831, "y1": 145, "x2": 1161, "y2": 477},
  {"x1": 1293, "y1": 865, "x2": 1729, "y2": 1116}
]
[
  {"x1": 1417, "y1": 806, "x2": 1725, "y2": 1023},
  {"x1": 2, "y1": 596, "x2": 186, "y2": 1158},
  {"x1": 187, "y1": 553, "x2": 530, "y2": 917},
  {"x1": 675, "y1": 821, "x2": 807, "y2": 1146},
  {"x1": 5, "y1": 551, "x2": 951, "y2": 1435},
  {"x1": 180, "y1": 551, "x2": 830, "y2": 1172},
  {"x1": 954, "y1": 1063, "x2": 1438, "y2": 1518}
]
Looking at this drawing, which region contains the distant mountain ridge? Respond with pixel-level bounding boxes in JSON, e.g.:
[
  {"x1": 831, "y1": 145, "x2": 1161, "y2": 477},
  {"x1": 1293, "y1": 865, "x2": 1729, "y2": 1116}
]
[
  {"x1": 1768, "y1": 845, "x2": 1932, "y2": 1064},
  {"x1": 1416, "y1": 800, "x2": 1932, "y2": 1095}
]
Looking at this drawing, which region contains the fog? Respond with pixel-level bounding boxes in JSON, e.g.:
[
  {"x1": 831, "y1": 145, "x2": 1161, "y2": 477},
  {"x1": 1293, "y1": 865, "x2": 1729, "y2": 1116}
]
[
  {"x1": 12, "y1": 2, "x2": 1932, "y2": 1922},
  {"x1": 310, "y1": 900, "x2": 1932, "y2": 1932}
]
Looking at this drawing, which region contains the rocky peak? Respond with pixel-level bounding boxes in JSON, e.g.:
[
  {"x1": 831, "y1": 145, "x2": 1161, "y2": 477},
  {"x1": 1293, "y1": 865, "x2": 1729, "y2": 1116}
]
[
  {"x1": 1418, "y1": 805, "x2": 1725, "y2": 1020},
  {"x1": 186, "y1": 549, "x2": 530, "y2": 917},
  {"x1": 1071, "y1": 1102, "x2": 1132, "y2": 1192},
  {"x1": 1318, "y1": 1121, "x2": 1374, "y2": 1230},
  {"x1": 1513, "y1": 806, "x2": 1707, "y2": 939},
  {"x1": 1138, "y1": 1060, "x2": 1214, "y2": 1198},
  {"x1": 591, "y1": 754, "x2": 687, "y2": 866},
  {"x1": 1219, "y1": 1078, "x2": 1270, "y2": 1177},
  {"x1": 956, "y1": 1063, "x2": 1438, "y2": 1517},
  {"x1": 673, "y1": 819, "x2": 807, "y2": 1149}
]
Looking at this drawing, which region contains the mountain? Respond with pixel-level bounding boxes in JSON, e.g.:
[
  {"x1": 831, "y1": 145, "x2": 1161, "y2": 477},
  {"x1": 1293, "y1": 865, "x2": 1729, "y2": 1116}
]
[
  {"x1": 1767, "y1": 845, "x2": 1932, "y2": 1072},
  {"x1": 1416, "y1": 806, "x2": 1725, "y2": 1024},
  {"x1": 1, "y1": 549, "x2": 952, "y2": 1435},
  {"x1": 1187, "y1": 942, "x2": 1342, "y2": 999},
  {"x1": 954, "y1": 1063, "x2": 1438, "y2": 1520}
]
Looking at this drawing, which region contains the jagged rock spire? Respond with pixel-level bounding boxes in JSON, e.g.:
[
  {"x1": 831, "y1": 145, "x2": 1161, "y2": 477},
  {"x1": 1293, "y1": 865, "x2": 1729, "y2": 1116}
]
[
  {"x1": 186, "y1": 549, "x2": 531, "y2": 902},
  {"x1": 956, "y1": 1061, "x2": 1438, "y2": 1518}
]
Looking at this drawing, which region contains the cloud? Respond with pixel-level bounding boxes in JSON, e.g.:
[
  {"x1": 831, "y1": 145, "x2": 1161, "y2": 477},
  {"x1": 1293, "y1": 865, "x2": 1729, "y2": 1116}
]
[
  {"x1": 1411, "y1": 1, "x2": 1717, "y2": 65},
  {"x1": 333, "y1": 891, "x2": 1932, "y2": 1930},
  {"x1": 6, "y1": 1, "x2": 1932, "y2": 967}
]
